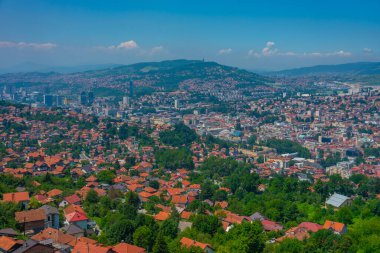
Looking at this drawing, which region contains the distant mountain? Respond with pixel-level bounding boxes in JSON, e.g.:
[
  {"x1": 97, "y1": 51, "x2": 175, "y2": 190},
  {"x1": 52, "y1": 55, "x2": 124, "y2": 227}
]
[
  {"x1": 0, "y1": 59, "x2": 271, "y2": 91},
  {"x1": 271, "y1": 62, "x2": 380, "y2": 76},
  {"x1": 0, "y1": 62, "x2": 123, "y2": 74}
]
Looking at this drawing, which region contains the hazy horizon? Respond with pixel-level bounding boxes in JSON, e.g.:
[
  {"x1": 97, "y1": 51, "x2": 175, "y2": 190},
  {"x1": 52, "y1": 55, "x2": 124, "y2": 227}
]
[{"x1": 1, "y1": 0, "x2": 380, "y2": 71}]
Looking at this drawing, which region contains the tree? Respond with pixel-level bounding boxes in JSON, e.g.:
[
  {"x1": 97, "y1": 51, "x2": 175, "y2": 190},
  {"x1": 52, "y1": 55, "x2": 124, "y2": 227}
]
[
  {"x1": 28, "y1": 196, "x2": 42, "y2": 209},
  {"x1": 265, "y1": 238, "x2": 304, "y2": 253},
  {"x1": 149, "y1": 180, "x2": 160, "y2": 189},
  {"x1": 133, "y1": 226, "x2": 153, "y2": 251},
  {"x1": 97, "y1": 170, "x2": 116, "y2": 184},
  {"x1": 152, "y1": 232, "x2": 168, "y2": 253},
  {"x1": 106, "y1": 219, "x2": 135, "y2": 244},
  {"x1": 155, "y1": 148, "x2": 194, "y2": 170},
  {"x1": 159, "y1": 123, "x2": 197, "y2": 147},
  {"x1": 192, "y1": 214, "x2": 222, "y2": 235},
  {"x1": 257, "y1": 155, "x2": 265, "y2": 164},
  {"x1": 159, "y1": 218, "x2": 178, "y2": 239},
  {"x1": 125, "y1": 191, "x2": 140, "y2": 208},
  {"x1": 85, "y1": 189, "x2": 99, "y2": 203},
  {"x1": 219, "y1": 221, "x2": 265, "y2": 253}
]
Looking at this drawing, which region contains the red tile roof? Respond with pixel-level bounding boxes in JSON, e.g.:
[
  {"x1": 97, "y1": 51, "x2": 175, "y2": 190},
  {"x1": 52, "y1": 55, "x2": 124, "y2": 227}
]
[
  {"x1": 65, "y1": 211, "x2": 88, "y2": 222},
  {"x1": 72, "y1": 242, "x2": 112, "y2": 253},
  {"x1": 15, "y1": 209, "x2": 45, "y2": 223},
  {"x1": 154, "y1": 211, "x2": 170, "y2": 221},
  {"x1": 323, "y1": 220, "x2": 346, "y2": 233},
  {"x1": 0, "y1": 236, "x2": 18, "y2": 251},
  {"x1": 3, "y1": 192, "x2": 29, "y2": 203},
  {"x1": 180, "y1": 237, "x2": 211, "y2": 250},
  {"x1": 112, "y1": 242, "x2": 146, "y2": 253}
]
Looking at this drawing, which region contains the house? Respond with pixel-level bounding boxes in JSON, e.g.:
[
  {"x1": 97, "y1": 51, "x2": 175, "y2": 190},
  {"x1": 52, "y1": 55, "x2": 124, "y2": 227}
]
[
  {"x1": 249, "y1": 212, "x2": 266, "y2": 221},
  {"x1": 261, "y1": 220, "x2": 284, "y2": 231},
  {"x1": 297, "y1": 222, "x2": 323, "y2": 233},
  {"x1": 0, "y1": 228, "x2": 19, "y2": 238},
  {"x1": 15, "y1": 209, "x2": 46, "y2": 233},
  {"x1": 276, "y1": 222, "x2": 322, "y2": 242},
  {"x1": 65, "y1": 211, "x2": 89, "y2": 230},
  {"x1": 71, "y1": 242, "x2": 114, "y2": 253},
  {"x1": 323, "y1": 220, "x2": 347, "y2": 235},
  {"x1": 0, "y1": 236, "x2": 22, "y2": 252},
  {"x1": 61, "y1": 224, "x2": 85, "y2": 238},
  {"x1": 180, "y1": 237, "x2": 214, "y2": 253},
  {"x1": 59, "y1": 194, "x2": 81, "y2": 207},
  {"x1": 154, "y1": 211, "x2": 171, "y2": 221},
  {"x1": 178, "y1": 221, "x2": 193, "y2": 232},
  {"x1": 325, "y1": 193, "x2": 352, "y2": 209},
  {"x1": 31, "y1": 227, "x2": 75, "y2": 247},
  {"x1": 39, "y1": 205, "x2": 60, "y2": 229},
  {"x1": 46, "y1": 189, "x2": 63, "y2": 199},
  {"x1": 12, "y1": 239, "x2": 55, "y2": 253},
  {"x1": 2, "y1": 192, "x2": 30, "y2": 209},
  {"x1": 171, "y1": 195, "x2": 188, "y2": 207},
  {"x1": 112, "y1": 242, "x2": 146, "y2": 253}
]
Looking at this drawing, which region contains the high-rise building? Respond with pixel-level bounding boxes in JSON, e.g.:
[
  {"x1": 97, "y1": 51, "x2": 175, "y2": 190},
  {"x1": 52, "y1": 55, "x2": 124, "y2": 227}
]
[
  {"x1": 88, "y1": 92, "x2": 94, "y2": 105},
  {"x1": 174, "y1": 99, "x2": 180, "y2": 109},
  {"x1": 123, "y1": 96, "x2": 131, "y2": 107},
  {"x1": 80, "y1": 92, "x2": 87, "y2": 105},
  {"x1": 129, "y1": 81, "x2": 134, "y2": 97},
  {"x1": 44, "y1": 95, "x2": 54, "y2": 107},
  {"x1": 56, "y1": 95, "x2": 64, "y2": 106},
  {"x1": 3, "y1": 84, "x2": 16, "y2": 95}
]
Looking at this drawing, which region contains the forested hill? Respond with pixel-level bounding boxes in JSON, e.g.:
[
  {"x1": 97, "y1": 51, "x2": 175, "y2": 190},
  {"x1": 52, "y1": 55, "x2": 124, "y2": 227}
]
[
  {"x1": 0, "y1": 59, "x2": 271, "y2": 90},
  {"x1": 271, "y1": 62, "x2": 380, "y2": 76}
]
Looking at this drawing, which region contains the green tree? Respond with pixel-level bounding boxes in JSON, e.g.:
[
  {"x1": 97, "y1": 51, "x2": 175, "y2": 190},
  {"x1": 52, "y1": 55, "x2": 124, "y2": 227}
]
[
  {"x1": 97, "y1": 170, "x2": 116, "y2": 184},
  {"x1": 152, "y1": 232, "x2": 168, "y2": 253},
  {"x1": 106, "y1": 219, "x2": 135, "y2": 244},
  {"x1": 133, "y1": 226, "x2": 153, "y2": 251},
  {"x1": 192, "y1": 214, "x2": 222, "y2": 235},
  {"x1": 85, "y1": 189, "x2": 99, "y2": 203}
]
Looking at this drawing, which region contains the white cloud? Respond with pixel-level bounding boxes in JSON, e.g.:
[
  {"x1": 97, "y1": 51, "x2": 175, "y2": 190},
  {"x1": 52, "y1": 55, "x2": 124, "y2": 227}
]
[
  {"x1": 262, "y1": 41, "x2": 277, "y2": 56},
  {"x1": 218, "y1": 48, "x2": 232, "y2": 55},
  {"x1": 303, "y1": 50, "x2": 352, "y2": 57},
  {"x1": 330, "y1": 50, "x2": 352, "y2": 57},
  {"x1": 107, "y1": 40, "x2": 139, "y2": 50},
  {"x1": 150, "y1": 45, "x2": 164, "y2": 54},
  {"x1": 0, "y1": 41, "x2": 57, "y2": 50},
  {"x1": 363, "y1": 48, "x2": 373, "y2": 53}
]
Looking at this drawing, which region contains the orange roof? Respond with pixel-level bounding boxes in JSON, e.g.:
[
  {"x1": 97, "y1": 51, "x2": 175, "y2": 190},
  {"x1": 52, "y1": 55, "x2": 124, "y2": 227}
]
[
  {"x1": 15, "y1": 209, "x2": 45, "y2": 223},
  {"x1": 139, "y1": 192, "x2": 153, "y2": 199},
  {"x1": 47, "y1": 189, "x2": 63, "y2": 198},
  {"x1": 64, "y1": 204, "x2": 85, "y2": 216},
  {"x1": 154, "y1": 211, "x2": 170, "y2": 221},
  {"x1": 72, "y1": 242, "x2": 111, "y2": 253},
  {"x1": 323, "y1": 220, "x2": 346, "y2": 233},
  {"x1": 3, "y1": 192, "x2": 29, "y2": 203},
  {"x1": 180, "y1": 237, "x2": 211, "y2": 250},
  {"x1": 112, "y1": 242, "x2": 146, "y2": 253},
  {"x1": 0, "y1": 236, "x2": 18, "y2": 251},
  {"x1": 180, "y1": 211, "x2": 192, "y2": 220},
  {"x1": 171, "y1": 195, "x2": 188, "y2": 204},
  {"x1": 32, "y1": 227, "x2": 75, "y2": 245}
]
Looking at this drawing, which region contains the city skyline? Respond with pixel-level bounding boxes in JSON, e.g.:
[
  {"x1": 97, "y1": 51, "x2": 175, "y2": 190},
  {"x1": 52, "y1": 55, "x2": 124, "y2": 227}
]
[{"x1": 0, "y1": 0, "x2": 380, "y2": 71}]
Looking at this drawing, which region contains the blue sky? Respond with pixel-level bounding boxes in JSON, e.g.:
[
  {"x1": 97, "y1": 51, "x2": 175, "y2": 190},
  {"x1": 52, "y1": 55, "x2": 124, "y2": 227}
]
[{"x1": 0, "y1": 0, "x2": 379, "y2": 70}]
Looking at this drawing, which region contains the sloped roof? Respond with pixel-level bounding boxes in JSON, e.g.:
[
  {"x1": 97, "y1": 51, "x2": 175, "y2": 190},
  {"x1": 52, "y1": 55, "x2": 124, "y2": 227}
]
[
  {"x1": 3, "y1": 192, "x2": 29, "y2": 203},
  {"x1": 0, "y1": 236, "x2": 18, "y2": 251},
  {"x1": 112, "y1": 242, "x2": 146, "y2": 253},
  {"x1": 325, "y1": 193, "x2": 350, "y2": 208},
  {"x1": 15, "y1": 209, "x2": 45, "y2": 223},
  {"x1": 180, "y1": 237, "x2": 212, "y2": 250},
  {"x1": 323, "y1": 220, "x2": 346, "y2": 233},
  {"x1": 65, "y1": 211, "x2": 88, "y2": 222}
]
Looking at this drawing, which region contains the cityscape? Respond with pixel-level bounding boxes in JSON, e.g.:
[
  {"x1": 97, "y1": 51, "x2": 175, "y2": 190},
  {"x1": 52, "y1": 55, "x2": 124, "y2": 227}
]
[{"x1": 0, "y1": 1, "x2": 379, "y2": 253}]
